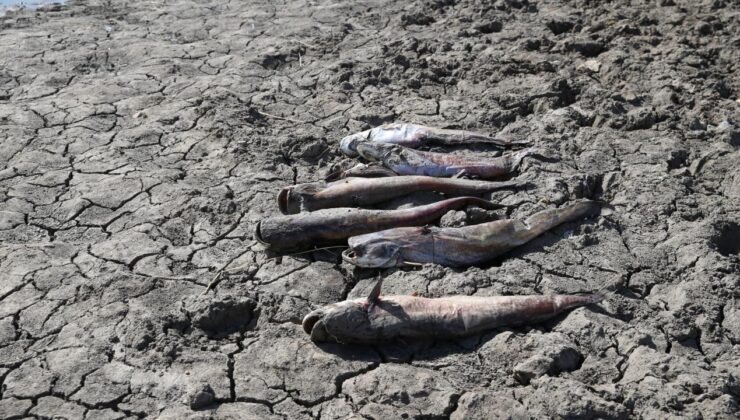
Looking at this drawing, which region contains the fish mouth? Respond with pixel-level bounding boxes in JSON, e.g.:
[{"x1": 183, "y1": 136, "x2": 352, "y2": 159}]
[
  {"x1": 277, "y1": 187, "x2": 291, "y2": 214},
  {"x1": 253, "y1": 221, "x2": 268, "y2": 245},
  {"x1": 302, "y1": 310, "x2": 322, "y2": 335},
  {"x1": 339, "y1": 136, "x2": 361, "y2": 157},
  {"x1": 342, "y1": 249, "x2": 357, "y2": 264},
  {"x1": 342, "y1": 245, "x2": 401, "y2": 268},
  {"x1": 302, "y1": 311, "x2": 329, "y2": 341}
]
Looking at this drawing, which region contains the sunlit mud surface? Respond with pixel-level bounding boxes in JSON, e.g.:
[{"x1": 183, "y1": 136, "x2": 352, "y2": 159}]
[{"x1": 0, "y1": 0, "x2": 738, "y2": 418}]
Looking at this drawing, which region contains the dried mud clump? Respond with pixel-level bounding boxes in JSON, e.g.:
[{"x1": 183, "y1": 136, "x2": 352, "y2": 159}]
[{"x1": 711, "y1": 221, "x2": 740, "y2": 257}]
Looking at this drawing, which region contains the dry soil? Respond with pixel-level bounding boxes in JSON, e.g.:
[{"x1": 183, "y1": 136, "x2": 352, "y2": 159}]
[{"x1": 0, "y1": 0, "x2": 739, "y2": 419}]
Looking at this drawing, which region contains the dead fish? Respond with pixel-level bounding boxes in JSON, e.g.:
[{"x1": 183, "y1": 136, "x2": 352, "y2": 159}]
[
  {"x1": 303, "y1": 279, "x2": 603, "y2": 343},
  {"x1": 255, "y1": 196, "x2": 501, "y2": 252},
  {"x1": 325, "y1": 163, "x2": 398, "y2": 181},
  {"x1": 343, "y1": 200, "x2": 599, "y2": 267},
  {"x1": 356, "y1": 142, "x2": 539, "y2": 179},
  {"x1": 339, "y1": 123, "x2": 529, "y2": 157},
  {"x1": 278, "y1": 176, "x2": 526, "y2": 214}
]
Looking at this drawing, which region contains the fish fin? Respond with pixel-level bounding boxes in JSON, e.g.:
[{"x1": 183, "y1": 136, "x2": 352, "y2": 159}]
[
  {"x1": 367, "y1": 276, "x2": 383, "y2": 306},
  {"x1": 452, "y1": 169, "x2": 468, "y2": 179},
  {"x1": 586, "y1": 293, "x2": 605, "y2": 304}
]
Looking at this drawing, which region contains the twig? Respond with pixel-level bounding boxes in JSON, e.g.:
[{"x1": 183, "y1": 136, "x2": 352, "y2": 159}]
[
  {"x1": 293, "y1": 39, "x2": 319, "y2": 49},
  {"x1": 403, "y1": 261, "x2": 424, "y2": 267},
  {"x1": 201, "y1": 261, "x2": 257, "y2": 296},
  {"x1": 201, "y1": 270, "x2": 223, "y2": 296},
  {"x1": 265, "y1": 245, "x2": 347, "y2": 260}
]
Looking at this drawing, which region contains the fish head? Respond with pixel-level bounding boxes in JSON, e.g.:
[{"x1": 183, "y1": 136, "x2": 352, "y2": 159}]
[
  {"x1": 355, "y1": 142, "x2": 397, "y2": 162},
  {"x1": 278, "y1": 182, "x2": 324, "y2": 213},
  {"x1": 302, "y1": 299, "x2": 373, "y2": 342},
  {"x1": 344, "y1": 231, "x2": 407, "y2": 268},
  {"x1": 339, "y1": 130, "x2": 371, "y2": 157}
]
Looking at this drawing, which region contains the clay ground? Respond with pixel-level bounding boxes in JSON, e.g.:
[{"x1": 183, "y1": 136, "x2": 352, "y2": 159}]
[{"x1": 0, "y1": 0, "x2": 739, "y2": 418}]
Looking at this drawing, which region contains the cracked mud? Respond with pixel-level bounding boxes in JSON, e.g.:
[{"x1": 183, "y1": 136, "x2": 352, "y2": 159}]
[{"x1": 0, "y1": 0, "x2": 739, "y2": 418}]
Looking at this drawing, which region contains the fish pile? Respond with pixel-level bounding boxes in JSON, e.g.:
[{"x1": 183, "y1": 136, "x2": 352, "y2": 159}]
[{"x1": 252, "y1": 123, "x2": 603, "y2": 343}]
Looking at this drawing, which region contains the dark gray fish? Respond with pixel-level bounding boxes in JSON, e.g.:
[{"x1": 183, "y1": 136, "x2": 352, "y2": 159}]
[
  {"x1": 255, "y1": 196, "x2": 501, "y2": 252},
  {"x1": 278, "y1": 176, "x2": 526, "y2": 214}
]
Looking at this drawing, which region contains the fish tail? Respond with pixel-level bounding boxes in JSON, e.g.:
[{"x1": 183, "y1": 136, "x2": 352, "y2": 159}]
[
  {"x1": 445, "y1": 196, "x2": 504, "y2": 211},
  {"x1": 523, "y1": 200, "x2": 600, "y2": 237},
  {"x1": 509, "y1": 147, "x2": 536, "y2": 170},
  {"x1": 584, "y1": 292, "x2": 605, "y2": 304},
  {"x1": 555, "y1": 293, "x2": 603, "y2": 312}
]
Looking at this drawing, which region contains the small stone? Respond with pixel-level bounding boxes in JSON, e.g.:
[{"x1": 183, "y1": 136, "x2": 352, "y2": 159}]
[
  {"x1": 567, "y1": 39, "x2": 605, "y2": 57},
  {"x1": 513, "y1": 343, "x2": 582, "y2": 384},
  {"x1": 547, "y1": 19, "x2": 575, "y2": 35},
  {"x1": 514, "y1": 355, "x2": 553, "y2": 384},
  {"x1": 188, "y1": 383, "x2": 215, "y2": 410},
  {"x1": 475, "y1": 20, "x2": 503, "y2": 34},
  {"x1": 578, "y1": 59, "x2": 601, "y2": 73},
  {"x1": 440, "y1": 210, "x2": 467, "y2": 227},
  {"x1": 466, "y1": 207, "x2": 501, "y2": 225},
  {"x1": 714, "y1": 120, "x2": 740, "y2": 146},
  {"x1": 695, "y1": 22, "x2": 712, "y2": 35}
]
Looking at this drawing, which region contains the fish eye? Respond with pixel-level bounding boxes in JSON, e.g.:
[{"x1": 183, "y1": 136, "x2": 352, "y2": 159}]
[{"x1": 365, "y1": 243, "x2": 399, "y2": 262}]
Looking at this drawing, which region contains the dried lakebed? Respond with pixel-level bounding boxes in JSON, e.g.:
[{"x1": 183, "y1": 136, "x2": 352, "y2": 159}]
[{"x1": 0, "y1": 0, "x2": 739, "y2": 419}]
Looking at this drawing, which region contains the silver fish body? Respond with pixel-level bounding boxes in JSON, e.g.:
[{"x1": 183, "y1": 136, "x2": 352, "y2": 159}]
[
  {"x1": 356, "y1": 142, "x2": 536, "y2": 179},
  {"x1": 303, "y1": 293, "x2": 603, "y2": 343},
  {"x1": 339, "y1": 123, "x2": 528, "y2": 157}
]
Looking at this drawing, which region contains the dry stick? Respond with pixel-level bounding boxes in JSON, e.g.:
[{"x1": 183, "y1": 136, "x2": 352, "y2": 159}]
[
  {"x1": 293, "y1": 39, "x2": 319, "y2": 49},
  {"x1": 201, "y1": 271, "x2": 223, "y2": 296},
  {"x1": 255, "y1": 109, "x2": 309, "y2": 125},
  {"x1": 266, "y1": 246, "x2": 347, "y2": 260},
  {"x1": 323, "y1": 166, "x2": 347, "y2": 180},
  {"x1": 201, "y1": 246, "x2": 347, "y2": 296},
  {"x1": 403, "y1": 261, "x2": 424, "y2": 267}
]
